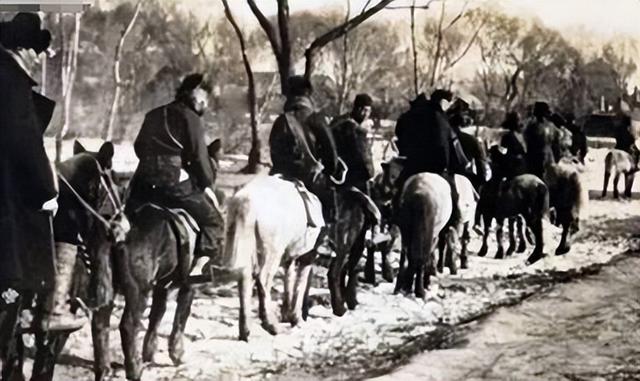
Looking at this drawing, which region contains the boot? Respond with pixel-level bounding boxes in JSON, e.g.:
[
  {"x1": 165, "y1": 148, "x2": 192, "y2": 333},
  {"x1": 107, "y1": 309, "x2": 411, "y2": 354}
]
[{"x1": 42, "y1": 243, "x2": 87, "y2": 332}]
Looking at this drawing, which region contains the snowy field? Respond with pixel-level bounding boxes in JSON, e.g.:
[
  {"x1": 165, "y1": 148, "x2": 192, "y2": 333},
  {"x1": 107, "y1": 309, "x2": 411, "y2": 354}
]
[{"x1": 31, "y1": 141, "x2": 640, "y2": 381}]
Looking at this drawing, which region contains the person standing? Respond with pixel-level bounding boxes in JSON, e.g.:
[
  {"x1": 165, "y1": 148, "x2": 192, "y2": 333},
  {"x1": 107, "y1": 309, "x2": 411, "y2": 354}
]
[{"x1": 0, "y1": 12, "x2": 59, "y2": 376}]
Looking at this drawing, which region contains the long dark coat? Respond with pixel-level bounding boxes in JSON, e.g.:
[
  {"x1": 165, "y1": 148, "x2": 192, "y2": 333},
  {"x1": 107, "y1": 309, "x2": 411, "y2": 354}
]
[
  {"x1": 331, "y1": 115, "x2": 375, "y2": 191},
  {"x1": 0, "y1": 47, "x2": 57, "y2": 292},
  {"x1": 269, "y1": 95, "x2": 339, "y2": 187}
]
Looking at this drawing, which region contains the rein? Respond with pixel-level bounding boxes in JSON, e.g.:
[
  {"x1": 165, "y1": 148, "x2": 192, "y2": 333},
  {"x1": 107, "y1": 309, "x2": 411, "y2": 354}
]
[{"x1": 56, "y1": 159, "x2": 124, "y2": 231}]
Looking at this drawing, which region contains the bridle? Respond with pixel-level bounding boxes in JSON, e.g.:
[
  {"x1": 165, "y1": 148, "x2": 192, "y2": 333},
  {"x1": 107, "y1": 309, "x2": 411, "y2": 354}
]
[{"x1": 57, "y1": 156, "x2": 125, "y2": 233}]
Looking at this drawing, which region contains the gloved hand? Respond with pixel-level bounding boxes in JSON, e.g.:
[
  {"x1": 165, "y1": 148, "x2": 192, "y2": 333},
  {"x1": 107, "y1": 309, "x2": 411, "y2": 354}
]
[{"x1": 41, "y1": 197, "x2": 58, "y2": 217}]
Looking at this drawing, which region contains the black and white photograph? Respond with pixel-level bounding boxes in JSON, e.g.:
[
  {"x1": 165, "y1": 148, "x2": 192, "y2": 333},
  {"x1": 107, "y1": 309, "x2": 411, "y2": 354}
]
[{"x1": 1, "y1": 0, "x2": 640, "y2": 380}]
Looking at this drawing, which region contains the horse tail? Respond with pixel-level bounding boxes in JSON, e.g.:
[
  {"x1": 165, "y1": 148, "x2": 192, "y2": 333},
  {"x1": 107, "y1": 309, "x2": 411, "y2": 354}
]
[
  {"x1": 604, "y1": 151, "x2": 614, "y2": 175},
  {"x1": 222, "y1": 194, "x2": 256, "y2": 277},
  {"x1": 406, "y1": 195, "x2": 436, "y2": 274}
]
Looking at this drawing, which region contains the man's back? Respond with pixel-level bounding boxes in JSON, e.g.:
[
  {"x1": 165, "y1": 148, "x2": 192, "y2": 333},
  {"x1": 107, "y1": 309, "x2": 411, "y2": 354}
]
[
  {"x1": 331, "y1": 116, "x2": 374, "y2": 190},
  {"x1": 396, "y1": 95, "x2": 450, "y2": 175}
]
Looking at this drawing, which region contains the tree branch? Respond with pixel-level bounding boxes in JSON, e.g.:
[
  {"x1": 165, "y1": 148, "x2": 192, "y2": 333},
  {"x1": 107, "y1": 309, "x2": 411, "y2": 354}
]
[
  {"x1": 303, "y1": 0, "x2": 396, "y2": 81},
  {"x1": 247, "y1": 0, "x2": 281, "y2": 57}
]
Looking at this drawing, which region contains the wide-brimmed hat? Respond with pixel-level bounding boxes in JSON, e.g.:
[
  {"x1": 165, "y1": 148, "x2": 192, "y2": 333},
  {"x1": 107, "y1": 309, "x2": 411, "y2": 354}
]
[{"x1": 1, "y1": 13, "x2": 51, "y2": 53}]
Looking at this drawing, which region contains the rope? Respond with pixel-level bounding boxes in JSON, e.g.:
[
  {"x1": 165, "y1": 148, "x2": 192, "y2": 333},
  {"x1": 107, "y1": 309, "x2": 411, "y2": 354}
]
[{"x1": 57, "y1": 173, "x2": 112, "y2": 229}]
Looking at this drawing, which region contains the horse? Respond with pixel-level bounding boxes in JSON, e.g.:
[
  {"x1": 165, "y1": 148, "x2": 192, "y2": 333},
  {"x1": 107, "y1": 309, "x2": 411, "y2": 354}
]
[
  {"x1": 477, "y1": 145, "x2": 549, "y2": 263},
  {"x1": 5, "y1": 141, "x2": 128, "y2": 381},
  {"x1": 436, "y1": 174, "x2": 477, "y2": 274},
  {"x1": 89, "y1": 140, "x2": 224, "y2": 381},
  {"x1": 544, "y1": 158, "x2": 588, "y2": 255},
  {"x1": 221, "y1": 175, "x2": 324, "y2": 340},
  {"x1": 393, "y1": 172, "x2": 457, "y2": 299},
  {"x1": 602, "y1": 145, "x2": 640, "y2": 199}
]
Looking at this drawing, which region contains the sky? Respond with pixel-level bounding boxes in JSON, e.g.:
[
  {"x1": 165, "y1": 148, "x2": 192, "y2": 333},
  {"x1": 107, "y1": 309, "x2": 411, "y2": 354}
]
[{"x1": 209, "y1": 0, "x2": 640, "y2": 40}]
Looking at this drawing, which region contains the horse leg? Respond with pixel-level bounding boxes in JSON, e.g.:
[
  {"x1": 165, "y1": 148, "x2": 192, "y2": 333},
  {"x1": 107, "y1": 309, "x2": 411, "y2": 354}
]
[
  {"x1": 494, "y1": 220, "x2": 505, "y2": 259},
  {"x1": 364, "y1": 243, "x2": 377, "y2": 285},
  {"x1": 613, "y1": 173, "x2": 621, "y2": 199},
  {"x1": 460, "y1": 223, "x2": 470, "y2": 270},
  {"x1": 602, "y1": 171, "x2": 610, "y2": 198},
  {"x1": 345, "y1": 228, "x2": 366, "y2": 310},
  {"x1": 328, "y1": 249, "x2": 348, "y2": 317},
  {"x1": 413, "y1": 253, "x2": 426, "y2": 300},
  {"x1": 142, "y1": 286, "x2": 168, "y2": 364},
  {"x1": 506, "y1": 217, "x2": 517, "y2": 256},
  {"x1": 555, "y1": 222, "x2": 571, "y2": 256},
  {"x1": 381, "y1": 235, "x2": 395, "y2": 283},
  {"x1": 119, "y1": 289, "x2": 146, "y2": 381},
  {"x1": 256, "y1": 268, "x2": 279, "y2": 335},
  {"x1": 289, "y1": 251, "x2": 316, "y2": 326},
  {"x1": 437, "y1": 232, "x2": 446, "y2": 274},
  {"x1": 238, "y1": 270, "x2": 252, "y2": 342},
  {"x1": 91, "y1": 304, "x2": 113, "y2": 381},
  {"x1": 526, "y1": 217, "x2": 546, "y2": 265},
  {"x1": 445, "y1": 230, "x2": 459, "y2": 276},
  {"x1": 32, "y1": 331, "x2": 70, "y2": 381},
  {"x1": 516, "y1": 215, "x2": 527, "y2": 253},
  {"x1": 281, "y1": 259, "x2": 296, "y2": 322},
  {"x1": 477, "y1": 215, "x2": 491, "y2": 257},
  {"x1": 393, "y1": 247, "x2": 407, "y2": 295},
  {"x1": 625, "y1": 173, "x2": 635, "y2": 198},
  {"x1": 168, "y1": 284, "x2": 194, "y2": 366},
  {"x1": 0, "y1": 294, "x2": 24, "y2": 381}
]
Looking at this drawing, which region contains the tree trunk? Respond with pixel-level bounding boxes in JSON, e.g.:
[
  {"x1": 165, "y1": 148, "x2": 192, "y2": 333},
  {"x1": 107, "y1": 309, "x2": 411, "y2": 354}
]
[
  {"x1": 222, "y1": 0, "x2": 261, "y2": 174},
  {"x1": 56, "y1": 13, "x2": 81, "y2": 164},
  {"x1": 337, "y1": 0, "x2": 352, "y2": 114},
  {"x1": 410, "y1": 0, "x2": 418, "y2": 97},
  {"x1": 102, "y1": 0, "x2": 143, "y2": 141}
]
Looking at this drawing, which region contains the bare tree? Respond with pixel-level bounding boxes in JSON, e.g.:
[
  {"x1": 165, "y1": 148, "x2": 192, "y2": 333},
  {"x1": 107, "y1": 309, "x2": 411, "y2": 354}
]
[
  {"x1": 102, "y1": 0, "x2": 143, "y2": 141},
  {"x1": 56, "y1": 13, "x2": 81, "y2": 163},
  {"x1": 247, "y1": 0, "x2": 396, "y2": 94},
  {"x1": 221, "y1": 0, "x2": 261, "y2": 173}
]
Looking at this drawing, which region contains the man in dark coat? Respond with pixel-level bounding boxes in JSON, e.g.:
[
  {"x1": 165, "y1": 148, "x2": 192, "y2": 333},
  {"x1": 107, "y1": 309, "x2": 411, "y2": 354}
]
[
  {"x1": 128, "y1": 73, "x2": 223, "y2": 263},
  {"x1": 395, "y1": 89, "x2": 470, "y2": 226},
  {"x1": 0, "y1": 12, "x2": 58, "y2": 373},
  {"x1": 523, "y1": 101, "x2": 557, "y2": 178},
  {"x1": 564, "y1": 112, "x2": 588, "y2": 163},
  {"x1": 269, "y1": 75, "x2": 339, "y2": 223},
  {"x1": 448, "y1": 98, "x2": 489, "y2": 188},
  {"x1": 330, "y1": 93, "x2": 375, "y2": 192},
  {"x1": 500, "y1": 111, "x2": 528, "y2": 179}
]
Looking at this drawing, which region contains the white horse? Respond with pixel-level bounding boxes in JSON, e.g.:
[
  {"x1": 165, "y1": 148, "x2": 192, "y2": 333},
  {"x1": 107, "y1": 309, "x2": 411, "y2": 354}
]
[{"x1": 221, "y1": 175, "x2": 323, "y2": 341}]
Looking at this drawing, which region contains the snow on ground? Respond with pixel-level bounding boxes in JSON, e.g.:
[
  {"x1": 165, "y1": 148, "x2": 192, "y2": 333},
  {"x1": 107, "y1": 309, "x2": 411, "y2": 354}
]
[{"x1": 30, "y1": 144, "x2": 640, "y2": 381}]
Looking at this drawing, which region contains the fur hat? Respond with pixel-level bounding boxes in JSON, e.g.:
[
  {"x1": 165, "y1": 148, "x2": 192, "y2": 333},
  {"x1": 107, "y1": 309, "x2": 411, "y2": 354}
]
[
  {"x1": 176, "y1": 73, "x2": 211, "y2": 97},
  {"x1": 353, "y1": 93, "x2": 373, "y2": 109}
]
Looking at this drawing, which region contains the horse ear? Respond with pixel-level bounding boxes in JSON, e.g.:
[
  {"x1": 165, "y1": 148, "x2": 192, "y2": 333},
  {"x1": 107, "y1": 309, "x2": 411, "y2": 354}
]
[
  {"x1": 208, "y1": 139, "x2": 222, "y2": 159},
  {"x1": 97, "y1": 142, "x2": 115, "y2": 168},
  {"x1": 73, "y1": 140, "x2": 86, "y2": 155}
]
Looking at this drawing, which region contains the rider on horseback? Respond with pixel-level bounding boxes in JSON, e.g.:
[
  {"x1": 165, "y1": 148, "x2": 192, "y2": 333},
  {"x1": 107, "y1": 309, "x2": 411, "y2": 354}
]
[
  {"x1": 269, "y1": 75, "x2": 339, "y2": 225},
  {"x1": 127, "y1": 73, "x2": 224, "y2": 266},
  {"x1": 394, "y1": 89, "x2": 471, "y2": 227}
]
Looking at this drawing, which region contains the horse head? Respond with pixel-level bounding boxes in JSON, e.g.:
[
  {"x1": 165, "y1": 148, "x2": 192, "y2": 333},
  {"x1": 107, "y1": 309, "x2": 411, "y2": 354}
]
[
  {"x1": 380, "y1": 156, "x2": 406, "y2": 193},
  {"x1": 58, "y1": 140, "x2": 130, "y2": 244}
]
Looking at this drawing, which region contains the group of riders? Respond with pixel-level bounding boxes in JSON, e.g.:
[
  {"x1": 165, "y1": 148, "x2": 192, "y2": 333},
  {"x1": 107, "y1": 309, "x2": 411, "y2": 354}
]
[{"x1": 0, "y1": 12, "x2": 621, "y2": 378}]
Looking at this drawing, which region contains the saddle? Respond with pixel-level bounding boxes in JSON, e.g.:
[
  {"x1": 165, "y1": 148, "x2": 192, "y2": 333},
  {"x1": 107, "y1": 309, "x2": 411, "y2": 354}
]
[
  {"x1": 275, "y1": 175, "x2": 325, "y2": 228},
  {"x1": 136, "y1": 203, "x2": 200, "y2": 283}
]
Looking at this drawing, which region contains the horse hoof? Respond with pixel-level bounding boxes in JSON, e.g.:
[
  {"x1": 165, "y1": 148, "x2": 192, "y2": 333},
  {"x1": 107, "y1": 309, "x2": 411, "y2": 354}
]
[
  {"x1": 516, "y1": 243, "x2": 527, "y2": 253},
  {"x1": 239, "y1": 328, "x2": 250, "y2": 342},
  {"x1": 261, "y1": 321, "x2": 279, "y2": 336},
  {"x1": 478, "y1": 246, "x2": 488, "y2": 257},
  {"x1": 346, "y1": 297, "x2": 359, "y2": 310},
  {"x1": 460, "y1": 259, "x2": 468, "y2": 270},
  {"x1": 169, "y1": 340, "x2": 184, "y2": 366},
  {"x1": 415, "y1": 290, "x2": 427, "y2": 300},
  {"x1": 332, "y1": 304, "x2": 347, "y2": 317},
  {"x1": 494, "y1": 250, "x2": 504, "y2": 260},
  {"x1": 382, "y1": 270, "x2": 394, "y2": 283},
  {"x1": 555, "y1": 246, "x2": 571, "y2": 256},
  {"x1": 526, "y1": 252, "x2": 546, "y2": 265}
]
